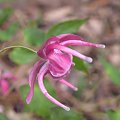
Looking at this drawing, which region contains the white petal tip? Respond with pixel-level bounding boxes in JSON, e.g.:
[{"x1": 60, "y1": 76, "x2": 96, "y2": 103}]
[
  {"x1": 102, "y1": 45, "x2": 106, "y2": 48},
  {"x1": 99, "y1": 44, "x2": 106, "y2": 48},
  {"x1": 74, "y1": 87, "x2": 78, "y2": 91},
  {"x1": 72, "y1": 62, "x2": 75, "y2": 66},
  {"x1": 26, "y1": 99, "x2": 30, "y2": 104},
  {"x1": 63, "y1": 106, "x2": 70, "y2": 111},
  {"x1": 97, "y1": 44, "x2": 105, "y2": 48},
  {"x1": 86, "y1": 57, "x2": 93, "y2": 63}
]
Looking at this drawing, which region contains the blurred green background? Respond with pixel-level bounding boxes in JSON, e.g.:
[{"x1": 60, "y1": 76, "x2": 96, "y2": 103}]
[{"x1": 0, "y1": 0, "x2": 120, "y2": 120}]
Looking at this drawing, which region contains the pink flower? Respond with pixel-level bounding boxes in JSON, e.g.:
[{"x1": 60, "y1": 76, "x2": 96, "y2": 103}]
[
  {"x1": 0, "y1": 69, "x2": 16, "y2": 95},
  {"x1": 26, "y1": 34, "x2": 105, "y2": 111}
]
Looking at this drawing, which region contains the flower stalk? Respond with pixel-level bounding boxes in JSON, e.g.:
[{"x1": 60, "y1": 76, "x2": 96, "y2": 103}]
[{"x1": 0, "y1": 46, "x2": 37, "y2": 54}]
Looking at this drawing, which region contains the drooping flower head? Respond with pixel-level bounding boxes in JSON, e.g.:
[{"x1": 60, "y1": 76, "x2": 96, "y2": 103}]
[
  {"x1": 0, "y1": 68, "x2": 16, "y2": 96},
  {"x1": 26, "y1": 34, "x2": 105, "y2": 111}
]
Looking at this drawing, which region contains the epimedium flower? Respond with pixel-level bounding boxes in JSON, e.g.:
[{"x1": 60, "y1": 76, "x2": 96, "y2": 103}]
[
  {"x1": 26, "y1": 34, "x2": 105, "y2": 111},
  {"x1": 0, "y1": 69, "x2": 16, "y2": 96}
]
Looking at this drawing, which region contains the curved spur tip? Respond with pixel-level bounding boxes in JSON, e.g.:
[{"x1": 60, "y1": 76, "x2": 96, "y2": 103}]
[
  {"x1": 86, "y1": 57, "x2": 93, "y2": 63},
  {"x1": 102, "y1": 45, "x2": 106, "y2": 48},
  {"x1": 63, "y1": 106, "x2": 70, "y2": 111},
  {"x1": 26, "y1": 98, "x2": 30, "y2": 104},
  {"x1": 99, "y1": 44, "x2": 106, "y2": 48},
  {"x1": 74, "y1": 87, "x2": 78, "y2": 91}
]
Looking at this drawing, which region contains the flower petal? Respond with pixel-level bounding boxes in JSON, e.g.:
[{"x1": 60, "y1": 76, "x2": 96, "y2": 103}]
[
  {"x1": 37, "y1": 36, "x2": 59, "y2": 58},
  {"x1": 61, "y1": 40, "x2": 105, "y2": 48},
  {"x1": 26, "y1": 60, "x2": 44, "y2": 104},
  {"x1": 1, "y1": 80, "x2": 9, "y2": 95},
  {"x1": 48, "y1": 50, "x2": 72, "y2": 78},
  {"x1": 3, "y1": 72, "x2": 16, "y2": 80},
  {"x1": 38, "y1": 61, "x2": 70, "y2": 111},
  {"x1": 47, "y1": 44, "x2": 93, "y2": 63},
  {"x1": 57, "y1": 34, "x2": 84, "y2": 42}
]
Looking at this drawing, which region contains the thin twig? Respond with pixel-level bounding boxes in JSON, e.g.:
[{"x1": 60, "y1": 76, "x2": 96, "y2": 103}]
[{"x1": 0, "y1": 46, "x2": 37, "y2": 54}]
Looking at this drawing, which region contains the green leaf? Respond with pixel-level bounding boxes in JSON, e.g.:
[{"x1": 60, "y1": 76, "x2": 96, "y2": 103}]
[
  {"x1": 9, "y1": 48, "x2": 37, "y2": 64},
  {"x1": 0, "y1": 23, "x2": 18, "y2": 41},
  {"x1": 50, "y1": 109, "x2": 85, "y2": 120},
  {"x1": 47, "y1": 19, "x2": 87, "y2": 38},
  {"x1": 73, "y1": 56, "x2": 89, "y2": 74},
  {"x1": 24, "y1": 27, "x2": 46, "y2": 46},
  {"x1": 0, "y1": 8, "x2": 13, "y2": 26},
  {"x1": 101, "y1": 58, "x2": 120, "y2": 85},
  {"x1": 20, "y1": 80, "x2": 56, "y2": 117},
  {"x1": 107, "y1": 109, "x2": 120, "y2": 120}
]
